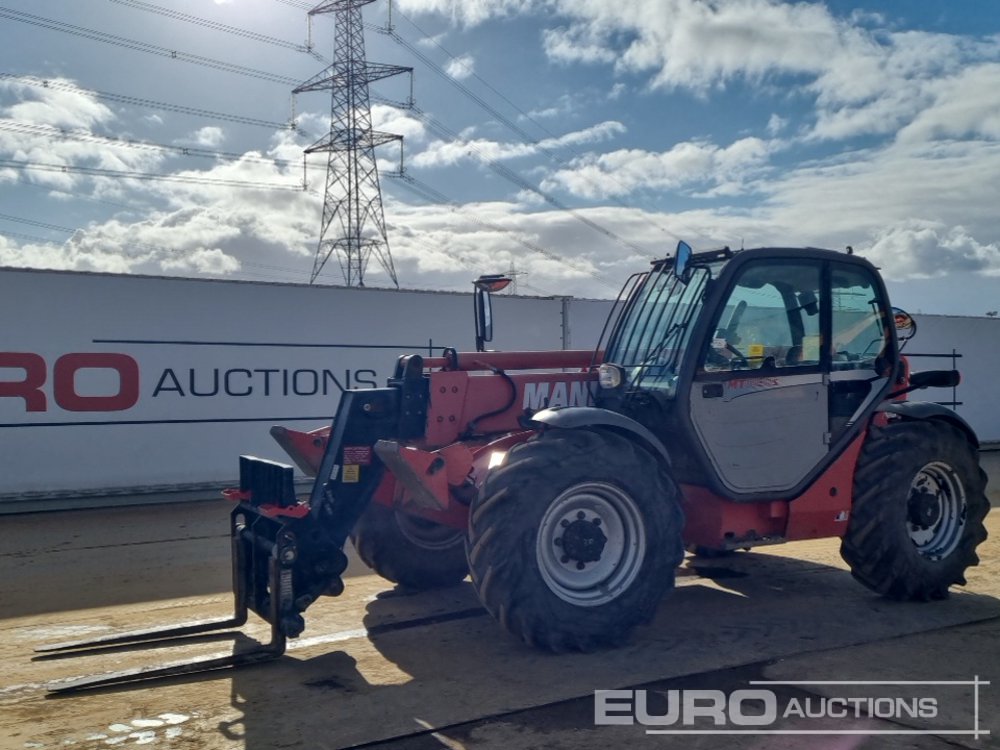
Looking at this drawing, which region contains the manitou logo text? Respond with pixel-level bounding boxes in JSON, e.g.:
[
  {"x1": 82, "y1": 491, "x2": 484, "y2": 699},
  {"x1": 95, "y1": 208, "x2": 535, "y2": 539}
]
[{"x1": 522, "y1": 381, "x2": 593, "y2": 410}]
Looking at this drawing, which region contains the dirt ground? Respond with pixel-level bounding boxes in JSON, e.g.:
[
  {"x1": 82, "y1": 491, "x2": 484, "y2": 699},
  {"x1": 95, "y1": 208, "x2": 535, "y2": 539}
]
[{"x1": 0, "y1": 455, "x2": 997, "y2": 750}]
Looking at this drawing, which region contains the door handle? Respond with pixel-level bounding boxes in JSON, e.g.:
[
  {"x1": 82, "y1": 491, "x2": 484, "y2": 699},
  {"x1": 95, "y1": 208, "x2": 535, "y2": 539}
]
[{"x1": 702, "y1": 383, "x2": 724, "y2": 399}]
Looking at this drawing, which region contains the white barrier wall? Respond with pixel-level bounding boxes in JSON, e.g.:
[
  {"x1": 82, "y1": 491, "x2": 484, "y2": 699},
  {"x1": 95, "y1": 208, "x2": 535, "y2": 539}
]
[
  {"x1": 0, "y1": 268, "x2": 564, "y2": 505},
  {"x1": 0, "y1": 268, "x2": 995, "y2": 509},
  {"x1": 907, "y1": 315, "x2": 1000, "y2": 444}
]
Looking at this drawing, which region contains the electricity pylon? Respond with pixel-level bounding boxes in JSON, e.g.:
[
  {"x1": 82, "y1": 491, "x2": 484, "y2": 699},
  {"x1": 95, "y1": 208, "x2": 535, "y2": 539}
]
[{"x1": 295, "y1": 0, "x2": 411, "y2": 286}]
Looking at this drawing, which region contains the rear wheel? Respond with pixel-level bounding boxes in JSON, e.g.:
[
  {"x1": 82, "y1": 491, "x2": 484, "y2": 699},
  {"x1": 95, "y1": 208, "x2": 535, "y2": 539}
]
[
  {"x1": 467, "y1": 428, "x2": 684, "y2": 652},
  {"x1": 351, "y1": 504, "x2": 468, "y2": 589},
  {"x1": 841, "y1": 420, "x2": 989, "y2": 600}
]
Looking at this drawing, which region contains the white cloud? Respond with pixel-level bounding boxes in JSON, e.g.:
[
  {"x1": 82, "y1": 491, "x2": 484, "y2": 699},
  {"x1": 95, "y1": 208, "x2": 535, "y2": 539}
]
[
  {"x1": 405, "y1": 0, "x2": 1000, "y2": 146},
  {"x1": 543, "y1": 23, "x2": 618, "y2": 65},
  {"x1": 371, "y1": 105, "x2": 426, "y2": 142},
  {"x1": 0, "y1": 79, "x2": 167, "y2": 191},
  {"x1": 865, "y1": 221, "x2": 1000, "y2": 279},
  {"x1": 3, "y1": 9, "x2": 998, "y2": 303},
  {"x1": 766, "y1": 114, "x2": 787, "y2": 136},
  {"x1": 160, "y1": 247, "x2": 241, "y2": 274},
  {"x1": 0, "y1": 78, "x2": 114, "y2": 130},
  {"x1": 444, "y1": 54, "x2": 476, "y2": 80},
  {"x1": 191, "y1": 126, "x2": 225, "y2": 148},
  {"x1": 545, "y1": 136, "x2": 773, "y2": 199},
  {"x1": 396, "y1": 0, "x2": 539, "y2": 27},
  {"x1": 413, "y1": 120, "x2": 625, "y2": 168},
  {"x1": 895, "y1": 63, "x2": 1000, "y2": 144}
]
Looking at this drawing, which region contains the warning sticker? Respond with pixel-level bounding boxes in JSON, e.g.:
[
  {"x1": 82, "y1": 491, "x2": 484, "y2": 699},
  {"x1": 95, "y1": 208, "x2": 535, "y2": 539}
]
[
  {"x1": 342, "y1": 464, "x2": 360, "y2": 483},
  {"x1": 343, "y1": 446, "x2": 373, "y2": 465}
]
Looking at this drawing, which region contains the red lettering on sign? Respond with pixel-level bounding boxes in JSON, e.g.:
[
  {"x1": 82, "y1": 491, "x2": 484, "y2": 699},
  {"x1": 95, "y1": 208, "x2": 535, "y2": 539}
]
[
  {"x1": 0, "y1": 352, "x2": 48, "y2": 412},
  {"x1": 53, "y1": 353, "x2": 140, "y2": 412}
]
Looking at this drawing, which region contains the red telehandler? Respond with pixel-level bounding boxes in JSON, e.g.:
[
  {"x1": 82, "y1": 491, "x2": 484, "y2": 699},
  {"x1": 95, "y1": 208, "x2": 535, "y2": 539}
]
[{"x1": 42, "y1": 243, "x2": 989, "y2": 692}]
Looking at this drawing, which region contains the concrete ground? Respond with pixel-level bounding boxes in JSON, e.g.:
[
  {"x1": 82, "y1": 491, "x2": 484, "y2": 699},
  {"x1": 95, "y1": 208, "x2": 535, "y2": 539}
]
[{"x1": 0, "y1": 452, "x2": 997, "y2": 750}]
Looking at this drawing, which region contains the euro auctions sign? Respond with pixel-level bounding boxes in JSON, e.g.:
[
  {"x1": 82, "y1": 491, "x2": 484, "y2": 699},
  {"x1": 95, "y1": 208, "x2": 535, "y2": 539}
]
[
  {"x1": 0, "y1": 269, "x2": 480, "y2": 498},
  {"x1": 0, "y1": 350, "x2": 378, "y2": 415},
  {"x1": 0, "y1": 352, "x2": 140, "y2": 412},
  {"x1": 0, "y1": 268, "x2": 571, "y2": 500},
  {"x1": 594, "y1": 678, "x2": 990, "y2": 737}
]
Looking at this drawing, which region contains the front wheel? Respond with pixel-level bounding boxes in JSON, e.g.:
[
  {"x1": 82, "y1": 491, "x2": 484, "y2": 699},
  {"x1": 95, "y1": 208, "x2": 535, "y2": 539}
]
[
  {"x1": 351, "y1": 504, "x2": 469, "y2": 589},
  {"x1": 467, "y1": 428, "x2": 684, "y2": 652},
  {"x1": 841, "y1": 420, "x2": 989, "y2": 600}
]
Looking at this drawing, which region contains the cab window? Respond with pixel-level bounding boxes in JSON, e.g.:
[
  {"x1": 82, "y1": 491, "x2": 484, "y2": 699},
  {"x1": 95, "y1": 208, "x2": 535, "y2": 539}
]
[
  {"x1": 831, "y1": 264, "x2": 889, "y2": 371},
  {"x1": 703, "y1": 261, "x2": 822, "y2": 372}
]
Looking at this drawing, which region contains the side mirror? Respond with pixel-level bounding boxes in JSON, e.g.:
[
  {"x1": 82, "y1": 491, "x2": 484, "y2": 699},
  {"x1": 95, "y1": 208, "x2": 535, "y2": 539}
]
[
  {"x1": 473, "y1": 274, "x2": 511, "y2": 352},
  {"x1": 674, "y1": 241, "x2": 693, "y2": 283},
  {"x1": 893, "y1": 307, "x2": 917, "y2": 344}
]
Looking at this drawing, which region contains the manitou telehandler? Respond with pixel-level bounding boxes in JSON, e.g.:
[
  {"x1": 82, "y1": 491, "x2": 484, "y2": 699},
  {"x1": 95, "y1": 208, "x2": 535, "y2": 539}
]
[{"x1": 43, "y1": 243, "x2": 989, "y2": 691}]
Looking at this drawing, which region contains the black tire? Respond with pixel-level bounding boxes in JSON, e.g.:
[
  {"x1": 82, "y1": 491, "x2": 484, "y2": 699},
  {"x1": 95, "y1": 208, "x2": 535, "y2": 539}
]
[
  {"x1": 351, "y1": 504, "x2": 469, "y2": 589},
  {"x1": 841, "y1": 419, "x2": 989, "y2": 601},
  {"x1": 466, "y1": 428, "x2": 684, "y2": 652}
]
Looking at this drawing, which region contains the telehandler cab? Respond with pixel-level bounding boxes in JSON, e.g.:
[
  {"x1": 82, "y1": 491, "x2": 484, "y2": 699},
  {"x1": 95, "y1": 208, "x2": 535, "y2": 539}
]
[{"x1": 42, "y1": 243, "x2": 988, "y2": 691}]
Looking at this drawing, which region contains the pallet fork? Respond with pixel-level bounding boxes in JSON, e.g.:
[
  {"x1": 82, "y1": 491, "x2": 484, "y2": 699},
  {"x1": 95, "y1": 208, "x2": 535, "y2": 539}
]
[
  {"x1": 39, "y1": 503, "x2": 303, "y2": 693},
  {"x1": 38, "y1": 386, "x2": 408, "y2": 694}
]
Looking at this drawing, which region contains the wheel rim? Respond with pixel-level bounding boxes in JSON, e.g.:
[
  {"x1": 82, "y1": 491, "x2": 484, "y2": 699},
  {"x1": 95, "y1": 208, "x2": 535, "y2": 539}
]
[
  {"x1": 395, "y1": 512, "x2": 464, "y2": 551},
  {"x1": 535, "y1": 482, "x2": 646, "y2": 607},
  {"x1": 906, "y1": 461, "x2": 967, "y2": 561}
]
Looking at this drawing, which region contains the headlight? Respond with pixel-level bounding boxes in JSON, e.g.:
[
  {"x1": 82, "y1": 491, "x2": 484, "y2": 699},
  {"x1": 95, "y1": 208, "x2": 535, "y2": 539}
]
[{"x1": 598, "y1": 363, "x2": 623, "y2": 389}]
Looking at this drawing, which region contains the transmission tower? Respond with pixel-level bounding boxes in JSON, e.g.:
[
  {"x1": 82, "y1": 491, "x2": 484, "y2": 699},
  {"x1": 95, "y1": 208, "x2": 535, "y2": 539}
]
[{"x1": 294, "y1": 0, "x2": 411, "y2": 286}]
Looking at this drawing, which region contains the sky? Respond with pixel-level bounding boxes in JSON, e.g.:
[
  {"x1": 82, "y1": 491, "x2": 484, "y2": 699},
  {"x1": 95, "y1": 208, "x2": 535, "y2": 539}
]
[{"x1": 0, "y1": 0, "x2": 998, "y2": 315}]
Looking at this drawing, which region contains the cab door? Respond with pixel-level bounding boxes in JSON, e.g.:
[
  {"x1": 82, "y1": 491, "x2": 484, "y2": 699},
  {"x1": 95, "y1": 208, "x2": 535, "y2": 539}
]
[{"x1": 688, "y1": 259, "x2": 828, "y2": 495}]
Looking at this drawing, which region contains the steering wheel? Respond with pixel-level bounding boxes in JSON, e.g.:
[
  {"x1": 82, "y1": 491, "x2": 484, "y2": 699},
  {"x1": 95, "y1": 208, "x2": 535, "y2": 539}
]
[
  {"x1": 706, "y1": 330, "x2": 750, "y2": 369},
  {"x1": 725, "y1": 343, "x2": 749, "y2": 368}
]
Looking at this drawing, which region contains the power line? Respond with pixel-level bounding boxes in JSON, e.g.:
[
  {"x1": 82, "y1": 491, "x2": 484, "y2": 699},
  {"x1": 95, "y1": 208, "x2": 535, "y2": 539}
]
[
  {"x1": 0, "y1": 228, "x2": 60, "y2": 245},
  {"x1": 388, "y1": 9, "x2": 687, "y2": 246},
  {"x1": 0, "y1": 3, "x2": 664, "y2": 280},
  {"x1": 108, "y1": 0, "x2": 326, "y2": 60},
  {"x1": 1, "y1": 74, "x2": 295, "y2": 131},
  {"x1": 15, "y1": 178, "x2": 146, "y2": 212},
  {"x1": 384, "y1": 28, "x2": 549, "y2": 156},
  {"x1": 294, "y1": 2, "x2": 656, "y2": 256},
  {"x1": 1, "y1": 6, "x2": 659, "y2": 257},
  {"x1": 0, "y1": 6, "x2": 302, "y2": 86},
  {"x1": 407, "y1": 105, "x2": 648, "y2": 257},
  {"x1": 0, "y1": 158, "x2": 304, "y2": 191},
  {"x1": 107, "y1": 0, "x2": 329, "y2": 64},
  {"x1": 0, "y1": 119, "x2": 299, "y2": 169},
  {"x1": 273, "y1": 0, "x2": 315, "y2": 12},
  {"x1": 391, "y1": 173, "x2": 618, "y2": 290},
  {"x1": 0, "y1": 212, "x2": 77, "y2": 234}
]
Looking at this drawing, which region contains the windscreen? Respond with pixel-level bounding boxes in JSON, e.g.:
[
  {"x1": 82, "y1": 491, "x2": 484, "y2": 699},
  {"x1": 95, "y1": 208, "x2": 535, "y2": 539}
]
[{"x1": 602, "y1": 264, "x2": 713, "y2": 397}]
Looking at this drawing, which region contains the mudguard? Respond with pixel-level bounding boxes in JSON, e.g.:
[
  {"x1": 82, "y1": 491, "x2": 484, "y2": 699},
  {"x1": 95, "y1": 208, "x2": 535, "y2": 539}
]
[
  {"x1": 531, "y1": 406, "x2": 672, "y2": 466},
  {"x1": 876, "y1": 400, "x2": 979, "y2": 447}
]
